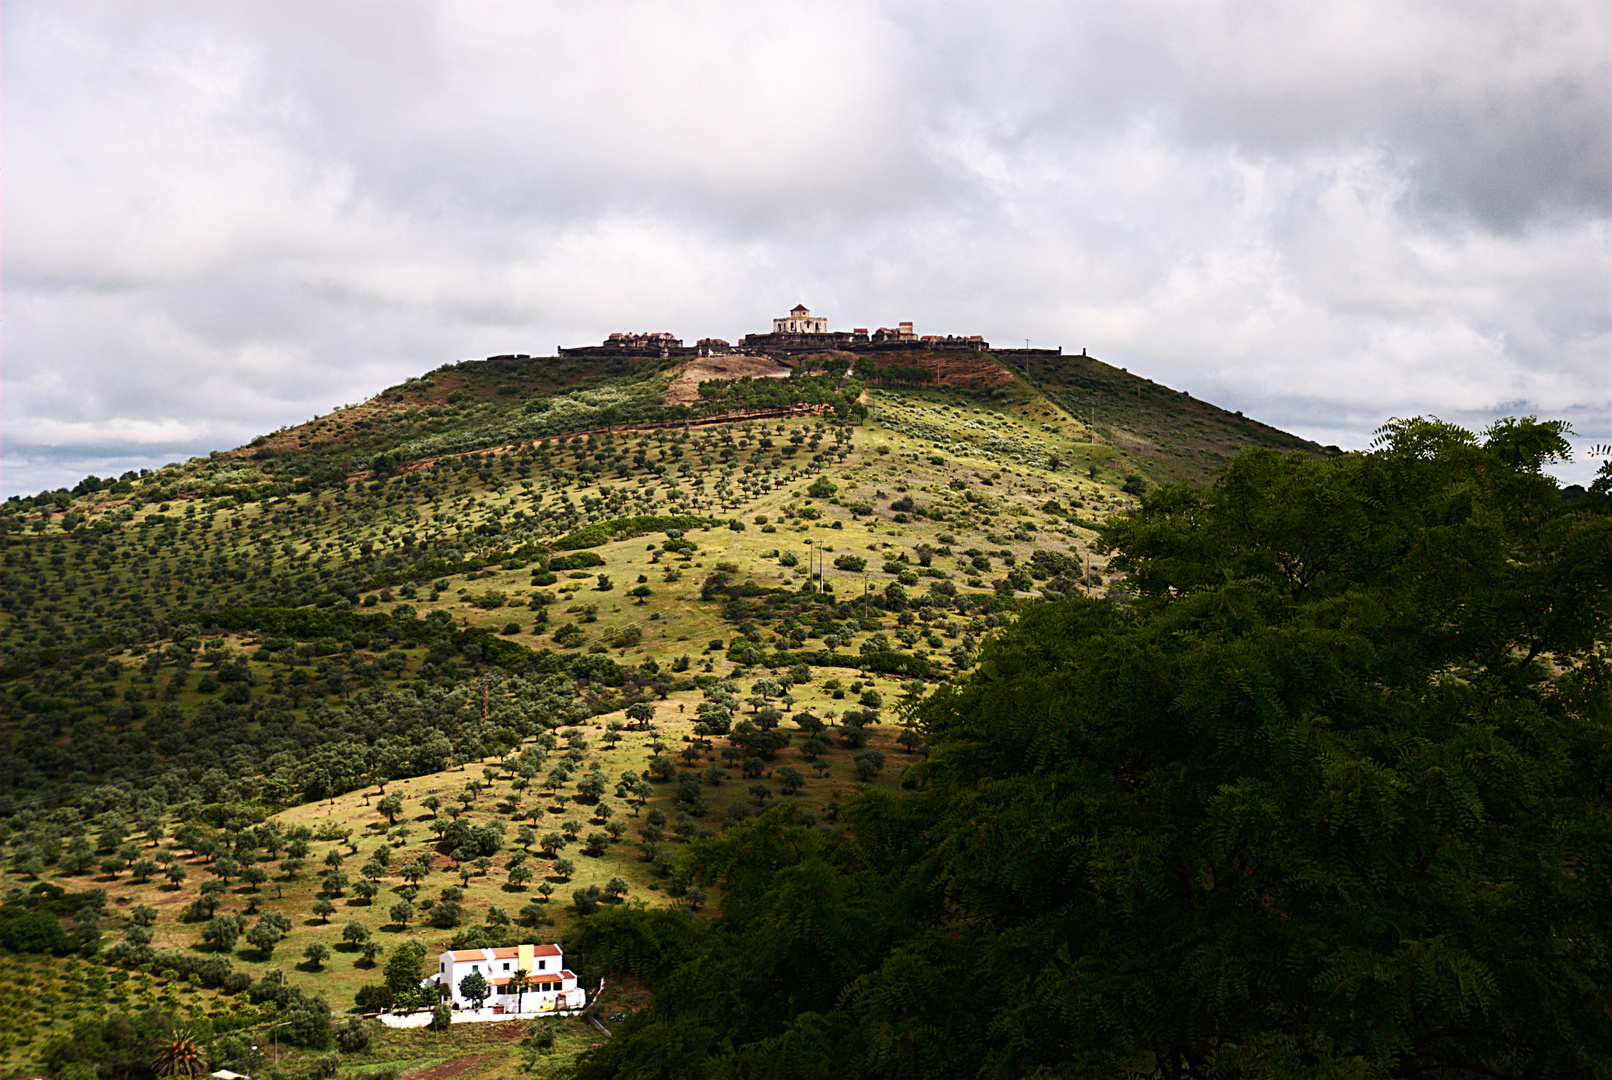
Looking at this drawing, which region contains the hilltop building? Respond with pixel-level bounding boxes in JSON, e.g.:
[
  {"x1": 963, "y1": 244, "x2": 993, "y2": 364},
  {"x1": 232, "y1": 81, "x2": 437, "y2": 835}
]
[
  {"x1": 743, "y1": 307, "x2": 990, "y2": 355},
  {"x1": 558, "y1": 305, "x2": 1003, "y2": 358},
  {"x1": 558, "y1": 332, "x2": 694, "y2": 358},
  {"x1": 773, "y1": 304, "x2": 829, "y2": 334}
]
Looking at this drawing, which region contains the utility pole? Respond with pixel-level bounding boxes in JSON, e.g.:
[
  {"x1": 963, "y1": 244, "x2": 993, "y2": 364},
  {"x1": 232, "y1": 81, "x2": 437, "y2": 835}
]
[
  {"x1": 863, "y1": 573, "x2": 870, "y2": 623},
  {"x1": 482, "y1": 677, "x2": 489, "y2": 724},
  {"x1": 275, "y1": 961, "x2": 283, "y2": 1062}
]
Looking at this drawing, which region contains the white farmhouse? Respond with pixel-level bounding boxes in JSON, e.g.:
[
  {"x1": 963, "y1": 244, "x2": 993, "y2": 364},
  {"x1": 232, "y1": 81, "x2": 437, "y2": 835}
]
[
  {"x1": 423, "y1": 942, "x2": 585, "y2": 1012},
  {"x1": 773, "y1": 304, "x2": 828, "y2": 334}
]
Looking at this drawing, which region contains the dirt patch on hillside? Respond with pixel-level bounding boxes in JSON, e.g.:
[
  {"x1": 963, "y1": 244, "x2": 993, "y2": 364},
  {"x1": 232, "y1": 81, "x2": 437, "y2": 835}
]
[
  {"x1": 934, "y1": 352, "x2": 1016, "y2": 387},
  {"x1": 403, "y1": 1053, "x2": 505, "y2": 1080},
  {"x1": 856, "y1": 351, "x2": 1016, "y2": 389},
  {"x1": 665, "y1": 355, "x2": 792, "y2": 405}
]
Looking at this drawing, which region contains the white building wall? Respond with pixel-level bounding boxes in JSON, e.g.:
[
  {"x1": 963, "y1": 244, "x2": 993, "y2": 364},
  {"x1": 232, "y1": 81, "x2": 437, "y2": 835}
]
[
  {"x1": 773, "y1": 307, "x2": 828, "y2": 334},
  {"x1": 431, "y1": 945, "x2": 576, "y2": 1009}
]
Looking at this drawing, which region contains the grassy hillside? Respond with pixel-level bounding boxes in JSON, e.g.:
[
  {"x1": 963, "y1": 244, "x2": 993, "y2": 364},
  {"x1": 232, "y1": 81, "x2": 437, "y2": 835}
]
[
  {"x1": 996, "y1": 349, "x2": 1335, "y2": 485},
  {"x1": 0, "y1": 347, "x2": 1328, "y2": 1077}
]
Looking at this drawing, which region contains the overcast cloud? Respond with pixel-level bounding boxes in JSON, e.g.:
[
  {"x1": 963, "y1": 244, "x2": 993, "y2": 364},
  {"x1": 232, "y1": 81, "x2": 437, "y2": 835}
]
[{"x1": 4, "y1": 0, "x2": 1608, "y2": 496}]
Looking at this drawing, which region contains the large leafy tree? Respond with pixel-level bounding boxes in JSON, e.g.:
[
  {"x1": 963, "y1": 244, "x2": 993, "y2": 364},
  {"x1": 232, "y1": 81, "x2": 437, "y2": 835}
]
[{"x1": 573, "y1": 419, "x2": 1612, "y2": 1080}]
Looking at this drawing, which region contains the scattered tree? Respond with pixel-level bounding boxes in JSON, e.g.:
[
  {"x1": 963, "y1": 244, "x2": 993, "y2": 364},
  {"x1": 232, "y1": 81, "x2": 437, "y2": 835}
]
[
  {"x1": 458, "y1": 970, "x2": 491, "y2": 1010},
  {"x1": 200, "y1": 913, "x2": 244, "y2": 953}
]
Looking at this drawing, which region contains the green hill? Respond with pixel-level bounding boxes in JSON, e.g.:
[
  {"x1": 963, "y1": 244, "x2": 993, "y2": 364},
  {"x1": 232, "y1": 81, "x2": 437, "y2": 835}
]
[{"x1": 0, "y1": 346, "x2": 1335, "y2": 1075}]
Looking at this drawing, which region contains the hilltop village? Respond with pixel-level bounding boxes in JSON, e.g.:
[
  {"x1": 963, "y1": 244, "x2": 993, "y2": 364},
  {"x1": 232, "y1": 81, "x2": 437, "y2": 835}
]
[{"x1": 554, "y1": 305, "x2": 1010, "y2": 360}]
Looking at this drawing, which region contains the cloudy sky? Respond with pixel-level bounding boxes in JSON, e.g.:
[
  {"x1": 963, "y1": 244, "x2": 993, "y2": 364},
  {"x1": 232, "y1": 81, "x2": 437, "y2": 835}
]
[{"x1": 5, "y1": 1, "x2": 1608, "y2": 496}]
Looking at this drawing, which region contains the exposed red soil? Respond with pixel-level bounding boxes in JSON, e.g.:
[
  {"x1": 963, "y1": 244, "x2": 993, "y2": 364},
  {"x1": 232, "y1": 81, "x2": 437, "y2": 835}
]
[
  {"x1": 860, "y1": 350, "x2": 1016, "y2": 388},
  {"x1": 402, "y1": 1053, "x2": 506, "y2": 1079}
]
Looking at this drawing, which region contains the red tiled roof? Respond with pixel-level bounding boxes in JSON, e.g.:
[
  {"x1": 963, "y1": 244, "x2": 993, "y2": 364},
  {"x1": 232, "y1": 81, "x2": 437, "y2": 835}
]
[
  {"x1": 489, "y1": 969, "x2": 576, "y2": 988},
  {"x1": 442, "y1": 944, "x2": 562, "y2": 962}
]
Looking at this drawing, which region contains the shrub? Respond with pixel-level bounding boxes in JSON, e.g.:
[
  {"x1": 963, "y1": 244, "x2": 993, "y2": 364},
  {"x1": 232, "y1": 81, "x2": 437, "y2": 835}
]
[
  {"x1": 337, "y1": 1016, "x2": 375, "y2": 1053},
  {"x1": 284, "y1": 990, "x2": 334, "y2": 1048},
  {"x1": 853, "y1": 749, "x2": 886, "y2": 780},
  {"x1": 0, "y1": 909, "x2": 74, "y2": 953},
  {"x1": 547, "y1": 552, "x2": 605, "y2": 571},
  {"x1": 354, "y1": 984, "x2": 394, "y2": 1012}
]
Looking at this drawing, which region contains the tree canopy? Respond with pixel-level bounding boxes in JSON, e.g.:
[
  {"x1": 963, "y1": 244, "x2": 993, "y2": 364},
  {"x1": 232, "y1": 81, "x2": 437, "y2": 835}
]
[{"x1": 571, "y1": 418, "x2": 1612, "y2": 1080}]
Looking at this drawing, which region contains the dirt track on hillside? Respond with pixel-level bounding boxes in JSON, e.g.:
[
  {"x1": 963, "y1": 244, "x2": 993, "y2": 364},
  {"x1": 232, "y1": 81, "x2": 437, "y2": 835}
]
[{"x1": 664, "y1": 355, "x2": 792, "y2": 404}]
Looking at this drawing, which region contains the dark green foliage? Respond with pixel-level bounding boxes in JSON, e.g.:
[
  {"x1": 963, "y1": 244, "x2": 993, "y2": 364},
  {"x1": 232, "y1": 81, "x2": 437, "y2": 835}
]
[
  {"x1": 337, "y1": 1016, "x2": 375, "y2": 1053},
  {"x1": 383, "y1": 939, "x2": 427, "y2": 998},
  {"x1": 40, "y1": 1007, "x2": 182, "y2": 1077},
  {"x1": 441, "y1": 818, "x2": 505, "y2": 858},
  {"x1": 0, "y1": 885, "x2": 103, "y2": 953},
  {"x1": 245, "y1": 912, "x2": 290, "y2": 958},
  {"x1": 572, "y1": 419, "x2": 1612, "y2": 1080},
  {"x1": 572, "y1": 884, "x2": 605, "y2": 915},
  {"x1": 281, "y1": 991, "x2": 333, "y2": 1048},
  {"x1": 546, "y1": 551, "x2": 607, "y2": 571},
  {"x1": 0, "y1": 907, "x2": 74, "y2": 953},
  {"x1": 806, "y1": 477, "x2": 838, "y2": 498},
  {"x1": 853, "y1": 354, "x2": 938, "y2": 384},
  {"x1": 200, "y1": 912, "x2": 244, "y2": 952},
  {"x1": 569, "y1": 903, "x2": 699, "y2": 980},
  {"x1": 354, "y1": 983, "x2": 394, "y2": 1012},
  {"x1": 696, "y1": 372, "x2": 861, "y2": 415},
  {"x1": 720, "y1": 646, "x2": 931, "y2": 678},
  {"x1": 458, "y1": 969, "x2": 491, "y2": 1009}
]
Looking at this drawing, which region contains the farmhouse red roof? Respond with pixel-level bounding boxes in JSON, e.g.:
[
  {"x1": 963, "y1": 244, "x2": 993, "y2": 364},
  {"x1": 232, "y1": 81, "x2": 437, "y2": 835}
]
[
  {"x1": 489, "y1": 969, "x2": 576, "y2": 987},
  {"x1": 442, "y1": 944, "x2": 562, "y2": 962}
]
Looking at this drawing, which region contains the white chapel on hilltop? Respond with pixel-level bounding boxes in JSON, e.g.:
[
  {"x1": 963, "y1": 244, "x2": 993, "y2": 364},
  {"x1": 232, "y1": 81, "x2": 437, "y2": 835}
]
[{"x1": 773, "y1": 304, "x2": 828, "y2": 334}]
